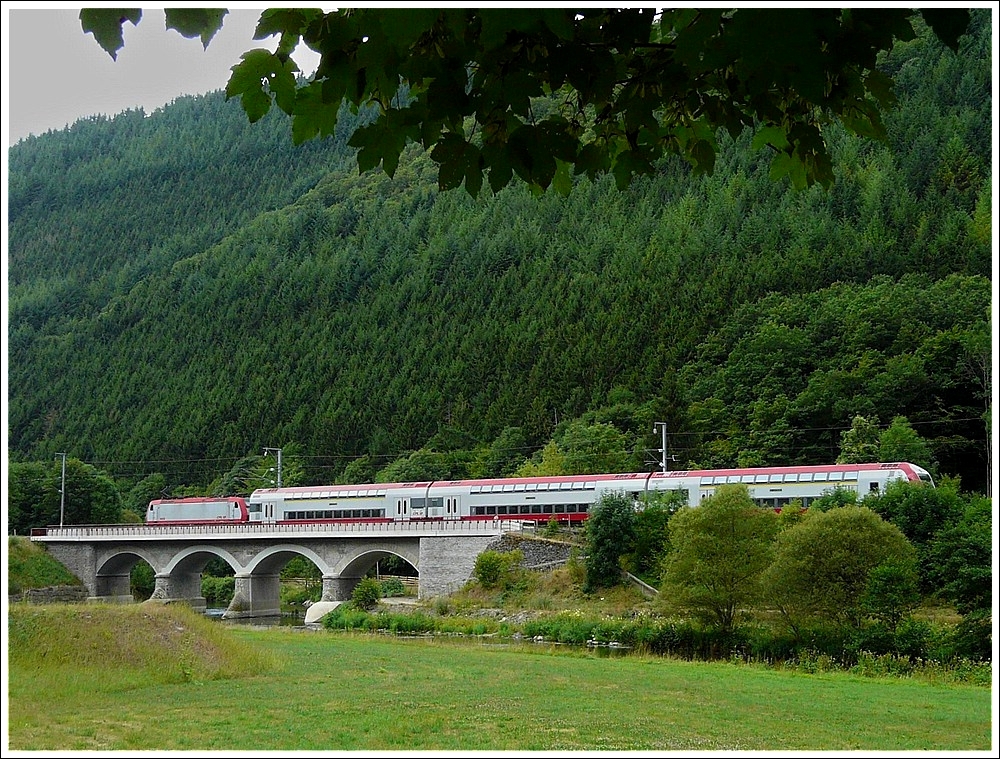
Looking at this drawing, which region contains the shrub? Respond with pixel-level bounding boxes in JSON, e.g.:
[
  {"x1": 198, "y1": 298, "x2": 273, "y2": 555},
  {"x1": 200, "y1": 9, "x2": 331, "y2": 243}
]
[
  {"x1": 352, "y1": 577, "x2": 382, "y2": 610},
  {"x1": 201, "y1": 576, "x2": 235, "y2": 607},
  {"x1": 322, "y1": 604, "x2": 372, "y2": 631},
  {"x1": 949, "y1": 609, "x2": 991, "y2": 661},
  {"x1": 281, "y1": 582, "x2": 321, "y2": 608},
  {"x1": 379, "y1": 577, "x2": 406, "y2": 597},
  {"x1": 473, "y1": 549, "x2": 523, "y2": 590}
]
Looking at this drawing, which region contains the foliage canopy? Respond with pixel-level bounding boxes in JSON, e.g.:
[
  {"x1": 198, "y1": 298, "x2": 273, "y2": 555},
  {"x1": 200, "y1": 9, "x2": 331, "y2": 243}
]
[
  {"x1": 583, "y1": 492, "x2": 636, "y2": 593},
  {"x1": 661, "y1": 484, "x2": 779, "y2": 631},
  {"x1": 81, "y1": 7, "x2": 970, "y2": 194},
  {"x1": 763, "y1": 505, "x2": 917, "y2": 630}
]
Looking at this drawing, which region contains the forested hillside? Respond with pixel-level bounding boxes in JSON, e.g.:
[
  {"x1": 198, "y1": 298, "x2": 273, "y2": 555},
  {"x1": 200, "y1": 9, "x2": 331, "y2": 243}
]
[{"x1": 6, "y1": 10, "x2": 992, "y2": 508}]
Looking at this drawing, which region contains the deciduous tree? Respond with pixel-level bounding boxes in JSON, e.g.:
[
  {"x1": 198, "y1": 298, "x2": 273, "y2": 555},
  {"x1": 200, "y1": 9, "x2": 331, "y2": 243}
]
[
  {"x1": 661, "y1": 484, "x2": 778, "y2": 631},
  {"x1": 80, "y1": 8, "x2": 971, "y2": 195},
  {"x1": 583, "y1": 491, "x2": 636, "y2": 593},
  {"x1": 763, "y1": 505, "x2": 916, "y2": 630}
]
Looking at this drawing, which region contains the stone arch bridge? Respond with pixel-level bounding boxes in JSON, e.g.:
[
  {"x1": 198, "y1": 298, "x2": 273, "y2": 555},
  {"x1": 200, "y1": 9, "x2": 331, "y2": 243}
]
[{"x1": 29, "y1": 520, "x2": 510, "y2": 619}]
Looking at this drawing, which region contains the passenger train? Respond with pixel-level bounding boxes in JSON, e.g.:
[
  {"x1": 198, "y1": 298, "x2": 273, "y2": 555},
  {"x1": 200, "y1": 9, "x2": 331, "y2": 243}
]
[{"x1": 145, "y1": 462, "x2": 933, "y2": 526}]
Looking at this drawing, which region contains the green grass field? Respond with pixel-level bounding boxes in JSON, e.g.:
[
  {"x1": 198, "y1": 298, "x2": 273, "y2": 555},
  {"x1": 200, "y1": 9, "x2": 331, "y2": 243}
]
[{"x1": 6, "y1": 603, "x2": 993, "y2": 752}]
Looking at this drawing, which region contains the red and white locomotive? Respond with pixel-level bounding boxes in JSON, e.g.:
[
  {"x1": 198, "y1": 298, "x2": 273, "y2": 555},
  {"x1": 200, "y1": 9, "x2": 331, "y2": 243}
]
[
  {"x1": 145, "y1": 462, "x2": 933, "y2": 525},
  {"x1": 146, "y1": 495, "x2": 249, "y2": 524}
]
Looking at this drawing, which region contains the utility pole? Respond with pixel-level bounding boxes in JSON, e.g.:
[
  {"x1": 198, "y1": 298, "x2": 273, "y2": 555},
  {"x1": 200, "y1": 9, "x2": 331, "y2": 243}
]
[
  {"x1": 653, "y1": 423, "x2": 668, "y2": 473},
  {"x1": 263, "y1": 447, "x2": 282, "y2": 487},
  {"x1": 55, "y1": 452, "x2": 67, "y2": 527}
]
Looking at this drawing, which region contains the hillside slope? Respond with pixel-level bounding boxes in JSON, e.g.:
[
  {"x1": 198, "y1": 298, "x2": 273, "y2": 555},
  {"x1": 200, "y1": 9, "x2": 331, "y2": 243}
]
[{"x1": 6, "y1": 11, "x2": 992, "y2": 493}]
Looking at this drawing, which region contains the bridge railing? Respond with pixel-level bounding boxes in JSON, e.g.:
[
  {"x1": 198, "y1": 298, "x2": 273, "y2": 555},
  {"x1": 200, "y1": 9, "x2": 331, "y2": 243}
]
[{"x1": 30, "y1": 518, "x2": 527, "y2": 540}]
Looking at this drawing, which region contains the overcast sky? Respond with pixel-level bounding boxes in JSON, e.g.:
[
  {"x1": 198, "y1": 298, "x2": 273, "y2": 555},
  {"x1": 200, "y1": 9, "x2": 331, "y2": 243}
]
[
  {"x1": 4, "y1": 4, "x2": 322, "y2": 146},
  {"x1": 13, "y1": 2, "x2": 993, "y2": 148}
]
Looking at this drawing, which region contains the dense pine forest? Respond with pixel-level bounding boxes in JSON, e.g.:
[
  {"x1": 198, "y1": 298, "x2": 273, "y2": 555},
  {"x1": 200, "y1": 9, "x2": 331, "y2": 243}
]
[{"x1": 6, "y1": 11, "x2": 992, "y2": 527}]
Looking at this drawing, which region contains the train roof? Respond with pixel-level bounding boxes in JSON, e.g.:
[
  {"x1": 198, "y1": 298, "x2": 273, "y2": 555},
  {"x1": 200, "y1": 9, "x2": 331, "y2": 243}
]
[
  {"x1": 649, "y1": 462, "x2": 925, "y2": 480},
  {"x1": 250, "y1": 463, "x2": 925, "y2": 497},
  {"x1": 149, "y1": 495, "x2": 247, "y2": 504}
]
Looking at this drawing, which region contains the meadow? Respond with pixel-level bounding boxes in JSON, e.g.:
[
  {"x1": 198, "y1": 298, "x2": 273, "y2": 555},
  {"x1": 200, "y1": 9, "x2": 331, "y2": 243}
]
[{"x1": 5, "y1": 603, "x2": 993, "y2": 752}]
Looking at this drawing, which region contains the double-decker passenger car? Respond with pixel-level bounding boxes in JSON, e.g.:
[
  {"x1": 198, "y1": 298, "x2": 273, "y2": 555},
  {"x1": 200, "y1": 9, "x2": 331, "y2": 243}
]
[{"x1": 238, "y1": 462, "x2": 932, "y2": 525}]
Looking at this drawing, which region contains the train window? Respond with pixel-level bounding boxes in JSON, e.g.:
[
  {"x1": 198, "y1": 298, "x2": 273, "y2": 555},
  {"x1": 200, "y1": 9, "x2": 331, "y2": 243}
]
[
  {"x1": 701, "y1": 477, "x2": 714, "y2": 485},
  {"x1": 755, "y1": 475, "x2": 769, "y2": 484},
  {"x1": 798, "y1": 473, "x2": 813, "y2": 482},
  {"x1": 429, "y1": 497, "x2": 443, "y2": 509},
  {"x1": 870, "y1": 482, "x2": 880, "y2": 492},
  {"x1": 843, "y1": 472, "x2": 858, "y2": 481},
  {"x1": 532, "y1": 505, "x2": 543, "y2": 514},
  {"x1": 554, "y1": 504, "x2": 565, "y2": 513},
  {"x1": 525, "y1": 483, "x2": 537, "y2": 491},
  {"x1": 543, "y1": 505, "x2": 554, "y2": 513},
  {"x1": 784, "y1": 474, "x2": 798, "y2": 482},
  {"x1": 514, "y1": 484, "x2": 525, "y2": 491},
  {"x1": 498, "y1": 506, "x2": 508, "y2": 515},
  {"x1": 829, "y1": 472, "x2": 843, "y2": 481},
  {"x1": 713, "y1": 476, "x2": 727, "y2": 485},
  {"x1": 470, "y1": 485, "x2": 482, "y2": 494},
  {"x1": 769, "y1": 474, "x2": 783, "y2": 482},
  {"x1": 249, "y1": 503, "x2": 262, "y2": 513},
  {"x1": 741, "y1": 475, "x2": 755, "y2": 483},
  {"x1": 585, "y1": 482, "x2": 596, "y2": 489},
  {"x1": 487, "y1": 506, "x2": 496, "y2": 515},
  {"x1": 503, "y1": 484, "x2": 515, "y2": 492}
]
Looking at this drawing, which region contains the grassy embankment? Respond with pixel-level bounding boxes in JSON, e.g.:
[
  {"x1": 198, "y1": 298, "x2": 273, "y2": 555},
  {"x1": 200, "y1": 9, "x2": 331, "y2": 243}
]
[
  {"x1": 5, "y1": 602, "x2": 992, "y2": 751},
  {"x1": 6, "y1": 602, "x2": 994, "y2": 751},
  {"x1": 7, "y1": 535, "x2": 84, "y2": 595}
]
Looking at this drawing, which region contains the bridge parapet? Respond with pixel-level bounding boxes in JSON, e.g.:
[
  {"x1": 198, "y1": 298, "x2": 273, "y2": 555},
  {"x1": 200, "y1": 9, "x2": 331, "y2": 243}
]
[{"x1": 31, "y1": 519, "x2": 515, "y2": 542}]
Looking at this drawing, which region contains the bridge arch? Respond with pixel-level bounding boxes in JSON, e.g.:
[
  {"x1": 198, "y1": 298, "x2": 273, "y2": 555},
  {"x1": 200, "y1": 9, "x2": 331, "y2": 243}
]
[
  {"x1": 94, "y1": 548, "x2": 159, "y2": 600},
  {"x1": 243, "y1": 544, "x2": 333, "y2": 576},
  {"x1": 330, "y1": 547, "x2": 419, "y2": 578},
  {"x1": 162, "y1": 545, "x2": 244, "y2": 575}
]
